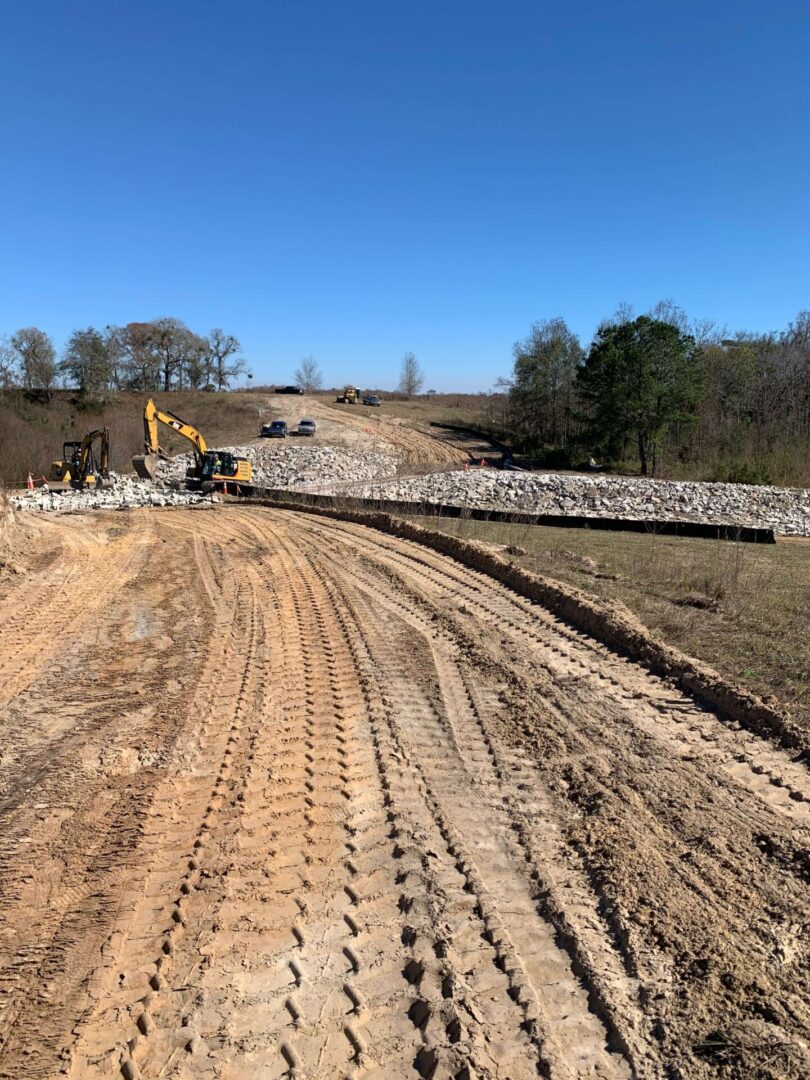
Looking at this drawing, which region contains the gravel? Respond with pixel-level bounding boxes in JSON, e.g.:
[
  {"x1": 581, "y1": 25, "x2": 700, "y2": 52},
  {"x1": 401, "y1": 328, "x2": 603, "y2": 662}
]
[
  {"x1": 155, "y1": 443, "x2": 400, "y2": 489},
  {"x1": 11, "y1": 446, "x2": 808, "y2": 536},
  {"x1": 10, "y1": 445, "x2": 401, "y2": 513},
  {"x1": 340, "y1": 469, "x2": 810, "y2": 536},
  {"x1": 9, "y1": 474, "x2": 211, "y2": 513}
]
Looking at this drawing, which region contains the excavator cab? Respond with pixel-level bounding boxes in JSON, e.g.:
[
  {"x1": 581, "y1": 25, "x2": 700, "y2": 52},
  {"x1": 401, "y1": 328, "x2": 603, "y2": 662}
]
[
  {"x1": 197, "y1": 450, "x2": 251, "y2": 492},
  {"x1": 200, "y1": 452, "x2": 240, "y2": 480},
  {"x1": 133, "y1": 400, "x2": 252, "y2": 492},
  {"x1": 49, "y1": 430, "x2": 110, "y2": 489}
]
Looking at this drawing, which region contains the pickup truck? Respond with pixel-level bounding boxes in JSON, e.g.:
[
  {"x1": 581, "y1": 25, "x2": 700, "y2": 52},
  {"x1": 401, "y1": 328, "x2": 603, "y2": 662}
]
[{"x1": 261, "y1": 420, "x2": 288, "y2": 438}]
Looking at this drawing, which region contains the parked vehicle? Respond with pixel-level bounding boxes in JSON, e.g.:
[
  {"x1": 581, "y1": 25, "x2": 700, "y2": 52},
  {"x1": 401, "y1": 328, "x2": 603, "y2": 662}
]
[
  {"x1": 274, "y1": 385, "x2": 304, "y2": 394},
  {"x1": 336, "y1": 385, "x2": 361, "y2": 403},
  {"x1": 296, "y1": 418, "x2": 317, "y2": 436},
  {"x1": 265, "y1": 420, "x2": 288, "y2": 438},
  {"x1": 362, "y1": 394, "x2": 381, "y2": 407}
]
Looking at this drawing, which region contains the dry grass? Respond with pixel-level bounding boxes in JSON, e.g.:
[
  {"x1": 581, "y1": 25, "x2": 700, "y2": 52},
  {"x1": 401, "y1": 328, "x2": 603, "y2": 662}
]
[
  {"x1": 319, "y1": 391, "x2": 505, "y2": 431},
  {"x1": 410, "y1": 516, "x2": 810, "y2": 727},
  {"x1": 0, "y1": 390, "x2": 265, "y2": 486}
]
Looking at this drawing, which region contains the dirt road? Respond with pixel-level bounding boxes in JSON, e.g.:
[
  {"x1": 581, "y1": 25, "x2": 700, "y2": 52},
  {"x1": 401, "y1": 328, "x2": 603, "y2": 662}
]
[
  {"x1": 0, "y1": 507, "x2": 807, "y2": 1079},
  {"x1": 256, "y1": 394, "x2": 472, "y2": 466}
]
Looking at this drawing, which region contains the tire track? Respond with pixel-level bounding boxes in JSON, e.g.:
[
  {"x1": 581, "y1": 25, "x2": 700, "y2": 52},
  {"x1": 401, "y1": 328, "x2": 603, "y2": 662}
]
[
  {"x1": 3, "y1": 506, "x2": 808, "y2": 1080},
  {"x1": 292, "y1": 515, "x2": 810, "y2": 818}
]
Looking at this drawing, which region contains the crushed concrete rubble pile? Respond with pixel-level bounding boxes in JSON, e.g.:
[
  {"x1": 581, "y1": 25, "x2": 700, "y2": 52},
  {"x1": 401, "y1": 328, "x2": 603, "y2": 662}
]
[
  {"x1": 10, "y1": 474, "x2": 209, "y2": 513},
  {"x1": 156, "y1": 444, "x2": 400, "y2": 489},
  {"x1": 344, "y1": 470, "x2": 810, "y2": 535}
]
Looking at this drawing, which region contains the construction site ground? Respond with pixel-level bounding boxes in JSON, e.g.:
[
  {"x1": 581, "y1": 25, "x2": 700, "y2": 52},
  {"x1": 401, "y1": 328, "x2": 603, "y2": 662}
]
[
  {"x1": 255, "y1": 393, "x2": 476, "y2": 466},
  {"x1": 0, "y1": 505, "x2": 808, "y2": 1080}
]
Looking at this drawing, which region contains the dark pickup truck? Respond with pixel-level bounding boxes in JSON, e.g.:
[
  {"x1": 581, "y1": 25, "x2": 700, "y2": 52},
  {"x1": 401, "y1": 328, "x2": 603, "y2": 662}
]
[{"x1": 274, "y1": 385, "x2": 304, "y2": 394}]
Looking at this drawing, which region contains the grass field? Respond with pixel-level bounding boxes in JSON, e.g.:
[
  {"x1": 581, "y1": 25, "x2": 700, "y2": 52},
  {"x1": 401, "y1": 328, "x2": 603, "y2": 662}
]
[{"x1": 410, "y1": 515, "x2": 810, "y2": 728}]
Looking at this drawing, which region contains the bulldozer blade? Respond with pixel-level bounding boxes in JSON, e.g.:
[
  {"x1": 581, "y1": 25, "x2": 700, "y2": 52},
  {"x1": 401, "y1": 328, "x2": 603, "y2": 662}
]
[{"x1": 132, "y1": 453, "x2": 158, "y2": 481}]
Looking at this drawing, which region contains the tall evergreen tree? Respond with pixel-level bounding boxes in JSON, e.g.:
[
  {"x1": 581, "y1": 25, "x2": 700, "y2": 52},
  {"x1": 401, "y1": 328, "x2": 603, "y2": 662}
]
[{"x1": 576, "y1": 315, "x2": 703, "y2": 475}]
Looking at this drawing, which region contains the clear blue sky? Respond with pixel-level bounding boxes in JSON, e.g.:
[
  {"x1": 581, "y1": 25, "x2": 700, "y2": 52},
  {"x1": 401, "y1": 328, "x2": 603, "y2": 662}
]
[{"x1": 1, "y1": 1, "x2": 808, "y2": 391}]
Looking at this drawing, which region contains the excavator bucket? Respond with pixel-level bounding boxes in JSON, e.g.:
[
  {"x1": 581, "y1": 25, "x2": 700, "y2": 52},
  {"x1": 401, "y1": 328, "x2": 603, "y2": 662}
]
[{"x1": 132, "y1": 453, "x2": 158, "y2": 481}]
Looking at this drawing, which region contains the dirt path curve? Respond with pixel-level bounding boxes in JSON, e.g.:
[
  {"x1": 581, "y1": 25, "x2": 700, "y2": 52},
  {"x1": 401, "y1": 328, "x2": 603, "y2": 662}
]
[
  {"x1": 255, "y1": 394, "x2": 471, "y2": 467},
  {"x1": 0, "y1": 507, "x2": 807, "y2": 1080}
]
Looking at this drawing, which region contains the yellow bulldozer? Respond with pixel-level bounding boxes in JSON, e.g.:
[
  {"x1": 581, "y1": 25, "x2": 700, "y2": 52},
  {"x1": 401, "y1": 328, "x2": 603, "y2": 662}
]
[
  {"x1": 132, "y1": 399, "x2": 252, "y2": 493},
  {"x1": 49, "y1": 428, "x2": 111, "y2": 490},
  {"x1": 336, "y1": 385, "x2": 361, "y2": 404}
]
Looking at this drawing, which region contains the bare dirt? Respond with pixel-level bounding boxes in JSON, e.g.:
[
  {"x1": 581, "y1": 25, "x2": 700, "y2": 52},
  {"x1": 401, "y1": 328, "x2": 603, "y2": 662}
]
[
  {"x1": 255, "y1": 394, "x2": 472, "y2": 466},
  {"x1": 0, "y1": 507, "x2": 807, "y2": 1080}
]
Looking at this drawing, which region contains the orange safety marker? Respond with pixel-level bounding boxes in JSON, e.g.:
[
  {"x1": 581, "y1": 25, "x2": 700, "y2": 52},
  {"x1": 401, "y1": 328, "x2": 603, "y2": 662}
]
[
  {"x1": 479, "y1": 458, "x2": 486, "y2": 468},
  {"x1": 26, "y1": 472, "x2": 34, "y2": 491}
]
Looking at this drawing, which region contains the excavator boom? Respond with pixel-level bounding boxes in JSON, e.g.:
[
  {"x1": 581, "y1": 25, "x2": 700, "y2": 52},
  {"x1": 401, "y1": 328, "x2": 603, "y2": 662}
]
[
  {"x1": 132, "y1": 399, "x2": 251, "y2": 492},
  {"x1": 49, "y1": 427, "x2": 111, "y2": 490},
  {"x1": 132, "y1": 399, "x2": 208, "y2": 480}
]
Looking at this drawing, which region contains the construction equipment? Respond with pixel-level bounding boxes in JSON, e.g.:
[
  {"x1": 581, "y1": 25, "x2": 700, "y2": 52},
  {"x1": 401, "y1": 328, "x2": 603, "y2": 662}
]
[
  {"x1": 132, "y1": 399, "x2": 252, "y2": 492},
  {"x1": 336, "y1": 385, "x2": 361, "y2": 404},
  {"x1": 49, "y1": 428, "x2": 111, "y2": 490}
]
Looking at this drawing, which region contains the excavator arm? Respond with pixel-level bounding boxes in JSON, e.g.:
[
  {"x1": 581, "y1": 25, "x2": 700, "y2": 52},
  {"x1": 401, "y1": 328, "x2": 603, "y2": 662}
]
[
  {"x1": 133, "y1": 399, "x2": 208, "y2": 480},
  {"x1": 79, "y1": 428, "x2": 111, "y2": 481}
]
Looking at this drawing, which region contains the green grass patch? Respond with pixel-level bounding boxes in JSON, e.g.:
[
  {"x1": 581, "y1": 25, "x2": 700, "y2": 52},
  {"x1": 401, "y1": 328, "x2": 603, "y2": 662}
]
[{"x1": 408, "y1": 516, "x2": 810, "y2": 727}]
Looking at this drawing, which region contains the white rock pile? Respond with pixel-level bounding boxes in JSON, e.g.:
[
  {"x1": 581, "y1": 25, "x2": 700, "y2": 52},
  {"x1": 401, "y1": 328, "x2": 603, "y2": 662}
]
[
  {"x1": 342, "y1": 470, "x2": 810, "y2": 536},
  {"x1": 156, "y1": 444, "x2": 399, "y2": 490},
  {"x1": 10, "y1": 474, "x2": 210, "y2": 513}
]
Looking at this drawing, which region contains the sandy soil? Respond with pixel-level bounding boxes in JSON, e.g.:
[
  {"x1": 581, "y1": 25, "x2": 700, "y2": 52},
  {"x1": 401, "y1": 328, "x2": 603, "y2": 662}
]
[
  {"x1": 0, "y1": 507, "x2": 807, "y2": 1079},
  {"x1": 251, "y1": 394, "x2": 472, "y2": 466}
]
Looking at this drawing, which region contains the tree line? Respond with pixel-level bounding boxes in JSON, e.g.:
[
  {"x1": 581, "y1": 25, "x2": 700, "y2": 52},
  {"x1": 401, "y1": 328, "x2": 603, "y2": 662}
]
[
  {"x1": 0, "y1": 319, "x2": 247, "y2": 395},
  {"x1": 501, "y1": 302, "x2": 810, "y2": 483}
]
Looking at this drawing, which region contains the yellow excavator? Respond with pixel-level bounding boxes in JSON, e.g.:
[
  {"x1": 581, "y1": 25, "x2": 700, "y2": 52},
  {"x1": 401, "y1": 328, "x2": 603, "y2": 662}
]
[
  {"x1": 49, "y1": 428, "x2": 111, "y2": 490},
  {"x1": 132, "y1": 399, "x2": 252, "y2": 493}
]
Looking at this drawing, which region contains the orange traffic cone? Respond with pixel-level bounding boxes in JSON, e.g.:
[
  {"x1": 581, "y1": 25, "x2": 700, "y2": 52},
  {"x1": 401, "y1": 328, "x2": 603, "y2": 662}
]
[{"x1": 26, "y1": 472, "x2": 34, "y2": 491}]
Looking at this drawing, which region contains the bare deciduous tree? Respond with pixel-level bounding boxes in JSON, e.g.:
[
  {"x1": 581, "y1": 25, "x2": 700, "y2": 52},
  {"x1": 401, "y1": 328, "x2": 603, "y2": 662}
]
[
  {"x1": 148, "y1": 317, "x2": 203, "y2": 391},
  {"x1": 398, "y1": 351, "x2": 424, "y2": 397},
  {"x1": 205, "y1": 329, "x2": 245, "y2": 391},
  {"x1": 10, "y1": 327, "x2": 57, "y2": 395},
  {"x1": 119, "y1": 322, "x2": 161, "y2": 390},
  {"x1": 60, "y1": 327, "x2": 114, "y2": 394},
  {"x1": 0, "y1": 339, "x2": 17, "y2": 387},
  {"x1": 294, "y1": 355, "x2": 323, "y2": 392}
]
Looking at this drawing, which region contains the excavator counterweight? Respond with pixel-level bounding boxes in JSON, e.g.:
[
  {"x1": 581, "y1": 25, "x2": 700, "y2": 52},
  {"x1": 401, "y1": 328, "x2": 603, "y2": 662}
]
[{"x1": 133, "y1": 399, "x2": 252, "y2": 492}]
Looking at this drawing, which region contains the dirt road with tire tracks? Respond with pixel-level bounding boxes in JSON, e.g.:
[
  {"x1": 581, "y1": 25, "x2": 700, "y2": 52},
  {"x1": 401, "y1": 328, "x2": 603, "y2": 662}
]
[{"x1": 0, "y1": 507, "x2": 807, "y2": 1079}]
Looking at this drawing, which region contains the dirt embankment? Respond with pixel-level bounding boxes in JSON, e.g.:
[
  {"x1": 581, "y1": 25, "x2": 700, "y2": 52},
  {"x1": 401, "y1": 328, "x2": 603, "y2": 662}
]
[
  {"x1": 0, "y1": 507, "x2": 807, "y2": 1080},
  {"x1": 260, "y1": 393, "x2": 472, "y2": 466}
]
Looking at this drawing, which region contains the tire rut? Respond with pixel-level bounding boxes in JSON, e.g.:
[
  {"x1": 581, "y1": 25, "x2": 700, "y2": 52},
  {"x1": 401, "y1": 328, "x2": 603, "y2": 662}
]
[{"x1": 3, "y1": 506, "x2": 808, "y2": 1080}]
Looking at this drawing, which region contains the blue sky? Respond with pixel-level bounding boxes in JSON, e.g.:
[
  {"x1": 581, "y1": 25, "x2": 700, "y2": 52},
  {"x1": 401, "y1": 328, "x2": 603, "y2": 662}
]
[{"x1": 1, "y1": 0, "x2": 808, "y2": 391}]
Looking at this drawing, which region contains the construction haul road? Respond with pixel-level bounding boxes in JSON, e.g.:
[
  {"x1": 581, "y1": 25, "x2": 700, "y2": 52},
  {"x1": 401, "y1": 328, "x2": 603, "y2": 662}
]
[{"x1": 0, "y1": 507, "x2": 807, "y2": 1080}]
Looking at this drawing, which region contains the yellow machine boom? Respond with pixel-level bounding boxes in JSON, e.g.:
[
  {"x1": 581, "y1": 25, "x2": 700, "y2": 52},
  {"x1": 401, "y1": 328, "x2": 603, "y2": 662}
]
[
  {"x1": 132, "y1": 399, "x2": 251, "y2": 491},
  {"x1": 49, "y1": 428, "x2": 111, "y2": 489}
]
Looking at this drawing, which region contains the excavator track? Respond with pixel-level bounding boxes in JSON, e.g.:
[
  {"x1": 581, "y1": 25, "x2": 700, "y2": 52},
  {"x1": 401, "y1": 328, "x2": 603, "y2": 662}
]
[{"x1": 0, "y1": 507, "x2": 807, "y2": 1080}]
